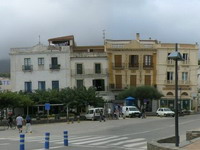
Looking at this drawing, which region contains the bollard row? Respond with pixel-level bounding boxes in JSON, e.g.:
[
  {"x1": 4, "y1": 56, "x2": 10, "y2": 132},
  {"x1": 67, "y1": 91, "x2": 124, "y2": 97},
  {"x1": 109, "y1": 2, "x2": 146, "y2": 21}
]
[{"x1": 19, "y1": 131, "x2": 68, "y2": 150}]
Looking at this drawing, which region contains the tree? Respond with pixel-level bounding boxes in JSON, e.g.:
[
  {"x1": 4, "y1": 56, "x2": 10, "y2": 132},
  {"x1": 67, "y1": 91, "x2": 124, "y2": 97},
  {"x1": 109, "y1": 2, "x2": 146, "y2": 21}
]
[
  {"x1": 135, "y1": 86, "x2": 163, "y2": 108},
  {"x1": 0, "y1": 91, "x2": 33, "y2": 113},
  {"x1": 117, "y1": 86, "x2": 163, "y2": 109}
]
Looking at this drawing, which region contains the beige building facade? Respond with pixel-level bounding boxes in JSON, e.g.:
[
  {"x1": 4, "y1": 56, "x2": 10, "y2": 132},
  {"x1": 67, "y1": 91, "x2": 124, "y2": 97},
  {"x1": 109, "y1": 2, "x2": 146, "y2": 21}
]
[{"x1": 105, "y1": 34, "x2": 199, "y2": 112}]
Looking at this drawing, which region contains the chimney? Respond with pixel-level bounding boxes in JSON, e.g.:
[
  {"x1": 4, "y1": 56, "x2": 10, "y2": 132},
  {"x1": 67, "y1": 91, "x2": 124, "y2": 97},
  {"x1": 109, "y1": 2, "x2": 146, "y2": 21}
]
[{"x1": 136, "y1": 33, "x2": 140, "y2": 40}]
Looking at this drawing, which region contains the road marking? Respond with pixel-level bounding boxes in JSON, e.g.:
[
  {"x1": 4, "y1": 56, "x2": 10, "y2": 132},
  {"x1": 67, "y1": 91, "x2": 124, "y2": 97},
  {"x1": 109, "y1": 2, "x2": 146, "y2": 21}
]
[
  {"x1": 110, "y1": 138, "x2": 146, "y2": 146},
  {"x1": 72, "y1": 136, "x2": 118, "y2": 144},
  {"x1": 89, "y1": 137, "x2": 128, "y2": 145},
  {"x1": 124, "y1": 141, "x2": 147, "y2": 148},
  {"x1": 0, "y1": 143, "x2": 10, "y2": 146}
]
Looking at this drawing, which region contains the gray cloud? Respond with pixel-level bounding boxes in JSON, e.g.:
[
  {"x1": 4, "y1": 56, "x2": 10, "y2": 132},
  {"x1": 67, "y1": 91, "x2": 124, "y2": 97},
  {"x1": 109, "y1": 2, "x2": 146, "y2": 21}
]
[{"x1": 0, "y1": 0, "x2": 200, "y2": 59}]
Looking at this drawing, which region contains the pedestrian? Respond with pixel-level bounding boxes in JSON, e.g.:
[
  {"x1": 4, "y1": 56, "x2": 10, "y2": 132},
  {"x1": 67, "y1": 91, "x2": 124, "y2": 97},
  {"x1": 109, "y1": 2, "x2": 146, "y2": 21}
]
[
  {"x1": 107, "y1": 108, "x2": 111, "y2": 119},
  {"x1": 7, "y1": 115, "x2": 13, "y2": 128},
  {"x1": 16, "y1": 114, "x2": 24, "y2": 133},
  {"x1": 141, "y1": 107, "x2": 146, "y2": 119},
  {"x1": 99, "y1": 110, "x2": 105, "y2": 122},
  {"x1": 25, "y1": 115, "x2": 32, "y2": 133}
]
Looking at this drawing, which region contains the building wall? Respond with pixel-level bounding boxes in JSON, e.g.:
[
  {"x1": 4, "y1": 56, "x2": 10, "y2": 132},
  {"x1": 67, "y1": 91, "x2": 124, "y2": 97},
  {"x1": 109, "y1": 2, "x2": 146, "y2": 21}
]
[
  {"x1": 10, "y1": 44, "x2": 71, "y2": 91},
  {"x1": 70, "y1": 52, "x2": 108, "y2": 90},
  {"x1": 0, "y1": 77, "x2": 11, "y2": 91}
]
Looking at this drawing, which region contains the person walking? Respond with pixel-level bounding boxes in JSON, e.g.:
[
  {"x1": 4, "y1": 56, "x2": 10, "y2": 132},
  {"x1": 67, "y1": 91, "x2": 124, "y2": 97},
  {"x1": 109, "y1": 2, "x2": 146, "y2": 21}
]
[
  {"x1": 16, "y1": 114, "x2": 23, "y2": 133},
  {"x1": 141, "y1": 107, "x2": 146, "y2": 119},
  {"x1": 99, "y1": 110, "x2": 105, "y2": 122},
  {"x1": 7, "y1": 115, "x2": 13, "y2": 128},
  {"x1": 25, "y1": 115, "x2": 32, "y2": 133}
]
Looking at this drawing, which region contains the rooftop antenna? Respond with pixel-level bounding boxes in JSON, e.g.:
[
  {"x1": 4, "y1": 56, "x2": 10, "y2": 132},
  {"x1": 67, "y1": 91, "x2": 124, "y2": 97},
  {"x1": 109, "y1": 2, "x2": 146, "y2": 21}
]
[
  {"x1": 103, "y1": 29, "x2": 106, "y2": 44},
  {"x1": 38, "y1": 35, "x2": 41, "y2": 44}
]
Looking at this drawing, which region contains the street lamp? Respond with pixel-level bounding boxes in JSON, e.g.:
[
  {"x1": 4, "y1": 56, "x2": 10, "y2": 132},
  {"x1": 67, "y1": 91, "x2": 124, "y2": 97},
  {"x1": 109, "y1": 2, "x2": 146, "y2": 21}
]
[{"x1": 168, "y1": 43, "x2": 184, "y2": 147}]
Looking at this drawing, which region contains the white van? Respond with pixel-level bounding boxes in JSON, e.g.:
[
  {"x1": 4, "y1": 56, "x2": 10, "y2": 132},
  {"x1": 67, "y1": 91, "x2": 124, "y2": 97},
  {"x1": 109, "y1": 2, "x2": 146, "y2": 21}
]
[
  {"x1": 122, "y1": 106, "x2": 141, "y2": 118},
  {"x1": 85, "y1": 107, "x2": 104, "y2": 120}
]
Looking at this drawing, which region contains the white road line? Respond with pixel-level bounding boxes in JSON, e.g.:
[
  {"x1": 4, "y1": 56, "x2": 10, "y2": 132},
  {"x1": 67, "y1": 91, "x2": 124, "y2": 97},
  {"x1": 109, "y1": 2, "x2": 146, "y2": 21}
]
[
  {"x1": 89, "y1": 137, "x2": 128, "y2": 145},
  {"x1": 55, "y1": 136, "x2": 106, "y2": 144},
  {"x1": 124, "y1": 141, "x2": 147, "y2": 148},
  {"x1": 72, "y1": 136, "x2": 118, "y2": 144},
  {"x1": 0, "y1": 143, "x2": 10, "y2": 146},
  {"x1": 110, "y1": 138, "x2": 146, "y2": 146}
]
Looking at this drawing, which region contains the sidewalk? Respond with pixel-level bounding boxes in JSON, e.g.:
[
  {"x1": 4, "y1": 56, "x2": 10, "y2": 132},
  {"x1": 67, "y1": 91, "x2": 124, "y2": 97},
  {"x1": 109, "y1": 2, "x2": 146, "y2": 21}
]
[{"x1": 182, "y1": 138, "x2": 200, "y2": 150}]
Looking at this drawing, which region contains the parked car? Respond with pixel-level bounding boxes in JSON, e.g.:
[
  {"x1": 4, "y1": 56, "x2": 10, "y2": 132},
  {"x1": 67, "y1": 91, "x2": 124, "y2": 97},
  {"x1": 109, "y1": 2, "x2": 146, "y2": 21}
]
[
  {"x1": 156, "y1": 108, "x2": 175, "y2": 117},
  {"x1": 122, "y1": 106, "x2": 141, "y2": 118},
  {"x1": 85, "y1": 107, "x2": 104, "y2": 120}
]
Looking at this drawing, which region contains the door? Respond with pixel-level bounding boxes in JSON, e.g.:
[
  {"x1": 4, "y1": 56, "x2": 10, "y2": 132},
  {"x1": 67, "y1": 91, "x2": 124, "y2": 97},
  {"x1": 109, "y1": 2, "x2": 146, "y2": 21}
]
[{"x1": 115, "y1": 75, "x2": 122, "y2": 89}]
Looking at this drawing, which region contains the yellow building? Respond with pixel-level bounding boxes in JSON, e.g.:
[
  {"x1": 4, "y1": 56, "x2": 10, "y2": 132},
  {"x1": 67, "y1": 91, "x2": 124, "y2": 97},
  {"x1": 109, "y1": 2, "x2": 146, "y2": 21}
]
[{"x1": 105, "y1": 33, "x2": 199, "y2": 112}]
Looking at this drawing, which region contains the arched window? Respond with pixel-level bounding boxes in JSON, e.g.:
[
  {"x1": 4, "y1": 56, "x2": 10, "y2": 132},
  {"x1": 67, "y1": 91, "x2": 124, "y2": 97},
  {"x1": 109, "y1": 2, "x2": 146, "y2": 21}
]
[{"x1": 166, "y1": 92, "x2": 173, "y2": 96}]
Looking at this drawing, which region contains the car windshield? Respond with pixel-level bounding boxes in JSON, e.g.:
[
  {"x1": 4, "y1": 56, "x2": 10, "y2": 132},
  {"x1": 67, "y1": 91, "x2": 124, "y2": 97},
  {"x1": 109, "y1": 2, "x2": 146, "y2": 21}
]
[
  {"x1": 163, "y1": 108, "x2": 171, "y2": 111},
  {"x1": 129, "y1": 107, "x2": 138, "y2": 111}
]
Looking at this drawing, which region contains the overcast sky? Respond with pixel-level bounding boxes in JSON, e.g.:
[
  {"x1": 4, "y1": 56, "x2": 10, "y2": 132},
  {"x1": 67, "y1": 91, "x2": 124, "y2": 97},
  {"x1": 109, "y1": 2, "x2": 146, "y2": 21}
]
[{"x1": 1, "y1": 0, "x2": 200, "y2": 59}]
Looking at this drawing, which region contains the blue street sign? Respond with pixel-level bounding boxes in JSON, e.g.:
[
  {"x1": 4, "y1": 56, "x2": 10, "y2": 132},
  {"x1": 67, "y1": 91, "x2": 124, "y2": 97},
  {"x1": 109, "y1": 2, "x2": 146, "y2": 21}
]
[{"x1": 45, "y1": 103, "x2": 50, "y2": 110}]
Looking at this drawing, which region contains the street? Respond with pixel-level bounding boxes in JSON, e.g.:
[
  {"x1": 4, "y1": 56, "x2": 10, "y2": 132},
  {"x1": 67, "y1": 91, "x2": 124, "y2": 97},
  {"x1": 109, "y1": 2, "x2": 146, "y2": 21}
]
[{"x1": 1, "y1": 114, "x2": 200, "y2": 150}]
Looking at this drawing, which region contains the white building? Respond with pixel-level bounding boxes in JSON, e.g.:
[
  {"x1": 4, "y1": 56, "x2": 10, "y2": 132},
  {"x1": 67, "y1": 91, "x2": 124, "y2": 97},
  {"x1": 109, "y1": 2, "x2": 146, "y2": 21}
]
[
  {"x1": 0, "y1": 77, "x2": 11, "y2": 91},
  {"x1": 10, "y1": 35, "x2": 113, "y2": 100},
  {"x1": 10, "y1": 36, "x2": 73, "y2": 92}
]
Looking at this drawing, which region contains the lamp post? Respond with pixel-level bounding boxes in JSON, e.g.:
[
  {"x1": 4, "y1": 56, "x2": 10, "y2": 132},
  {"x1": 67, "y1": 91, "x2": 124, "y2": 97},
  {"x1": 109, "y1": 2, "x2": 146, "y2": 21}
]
[{"x1": 168, "y1": 43, "x2": 184, "y2": 147}]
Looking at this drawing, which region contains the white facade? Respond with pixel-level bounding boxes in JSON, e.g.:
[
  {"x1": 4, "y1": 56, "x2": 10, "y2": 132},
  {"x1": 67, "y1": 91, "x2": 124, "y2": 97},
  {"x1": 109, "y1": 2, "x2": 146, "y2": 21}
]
[
  {"x1": 10, "y1": 44, "x2": 71, "y2": 92},
  {"x1": 70, "y1": 52, "x2": 108, "y2": 89},
  {"x1": 0, "y1": 77, "x2": 11, "y2": 91}
]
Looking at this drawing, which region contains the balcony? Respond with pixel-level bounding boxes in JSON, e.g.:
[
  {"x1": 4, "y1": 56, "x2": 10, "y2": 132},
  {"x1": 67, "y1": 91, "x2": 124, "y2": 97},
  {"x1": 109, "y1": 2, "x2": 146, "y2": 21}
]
[
  {"x1": 181, "y1": 60, "x2": 190, "y2": 66},
  {"x1": 112, "y1": 63, "x2": 125, "y2": 70},
  {"x1": 143, "y1": 63, "x2": 153, "y2": 69},
  {"x1": 128, "y1": 63, "x2": 139, "y2": 70},
  {"x1": 22, "y1": 65, "x2": 33, "y2": 71},
  {"x1": 49, "y1": 64, "x2": 61, "y2": 70},
  {"x1": 71, "y1": 69, "x2": 108, "y2": 77},
  {"x1": 165, "y1": 80, "x2": 190, "y2": 85},
  {"x1": 167, "y1": 59, "x2": 175, "y2": 65},
  {"x1": 109, "y1": 84, "x2": 127, "y2": 90}
]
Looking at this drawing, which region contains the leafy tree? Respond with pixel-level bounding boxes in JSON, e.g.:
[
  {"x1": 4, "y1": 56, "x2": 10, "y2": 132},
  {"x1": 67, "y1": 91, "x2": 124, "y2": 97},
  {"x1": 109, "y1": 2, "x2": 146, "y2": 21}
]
[
  {"x1": 117, "y1": 86, "x2": 163, "y2": 109},
  {"x1": 0, "y1": 91, "x2": 33, "y2": 109}
]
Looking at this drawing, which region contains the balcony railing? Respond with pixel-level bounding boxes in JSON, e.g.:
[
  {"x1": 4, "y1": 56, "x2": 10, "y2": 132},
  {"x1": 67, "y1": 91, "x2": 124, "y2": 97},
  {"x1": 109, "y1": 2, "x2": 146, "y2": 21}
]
[
  {"x1": 167, "y1": 59, "x2": 175, "y2": 65},
  {"x1": 112, "y1": 63, "x2": 125, "y2": 70},
  {"x1": 49, "y1": 64, "x2": 61, "y2": 70},
  {"x1": 181, "y1": 60, "x2": 190, "y2": 65},
  {"x1": 128, "y1": 63, "x2": 139, "y2": 69},
  {"x1": 143, "y1": 63, "x2": 153, "y2": 69},
  {"x1": 109, "y1": 84, "x2": 127, "y2": 90},
  {"x1": 165, "y1": 80, "x2": 190, "y2": 85},
  {"x1": 22, "y1": 65, "x2": 33, "y2": 71},
  {"x1": 71, "y1": 69, "x2": 108, "y2": 76}
]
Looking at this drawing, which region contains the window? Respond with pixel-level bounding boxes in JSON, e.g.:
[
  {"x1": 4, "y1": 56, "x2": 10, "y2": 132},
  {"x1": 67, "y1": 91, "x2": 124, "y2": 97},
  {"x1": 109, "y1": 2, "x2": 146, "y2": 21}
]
[
  {"x1": 38, "y1": 81, "x2": 46, "y2": 90},
  {"x1": 95, "y1": 64, "x2": 101, "y2": 74},
  {"x1": 76, "y1": 80, "x2": 84, "y2": 88},
  {"x1": 182, "y1": 72, "x2": 188, "y2": 81},
  {"x1": 167, "y1": 72, "x2": 173, "y2": 80},
  {"x1": 51, "y1": 57, "x2": 58, "y2": 65},
  {"x1": 93, "y1": 79, "x2": 105, "y2": 91},
  {"x1": 129, "y1": 55, "x2": 138, "y2": 67},
  {"x1": 25, "y1": 82, "x2": 32, "y2": 92},
  {"x1": 52, "y1": 81, "x2": 59, "y2": 90},
  {"x1": 144, "y1": 55, "x2": 152, "y2": 66},
  {"x1": 114, "y1": 55, "x2": 122, "y2": 67},
  {"x1": 183, "y1": 53, "x2": 188, "y2": 60},
  {"x1": 23, "y1": 58, "x2": 32, "y2": 70},
  {"x1": 77, "y1": 64, "x2": 83, "y2": 74},
  {"x1": 38, "y1": 58, "x2": 44, "y2": 65},
  {"x1": 145, "y1": 75, "x2": 151, "y2": 85},
  {"x1": 24, "y1": 58, "x2": 31, "y2": 66}
]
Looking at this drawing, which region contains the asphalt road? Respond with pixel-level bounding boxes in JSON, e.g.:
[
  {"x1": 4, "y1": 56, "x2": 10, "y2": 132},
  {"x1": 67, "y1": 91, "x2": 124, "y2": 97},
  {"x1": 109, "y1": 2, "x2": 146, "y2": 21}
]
[{"x1": 1, "y1": 114, "x2": 200, "y2": 150}]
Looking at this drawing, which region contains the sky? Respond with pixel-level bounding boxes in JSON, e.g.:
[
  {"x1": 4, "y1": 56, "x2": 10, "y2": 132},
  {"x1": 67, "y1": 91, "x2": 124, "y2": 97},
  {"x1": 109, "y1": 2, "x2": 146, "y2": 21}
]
[{"x1": 1, "y1": 0, "x2": 200, "y2": 60}]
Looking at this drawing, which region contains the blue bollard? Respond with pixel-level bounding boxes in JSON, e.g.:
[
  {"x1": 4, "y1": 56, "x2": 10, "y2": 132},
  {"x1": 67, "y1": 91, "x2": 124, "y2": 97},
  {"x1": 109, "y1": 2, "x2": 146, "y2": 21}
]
[
  {"x1": 19, "y1": 134, "x2": 25, "y2": 150},
  {"x1": 64, "y1": 131, "x2": 68, "y2": 146},
  {"x1": 44, "y1": 132, "x2": 50, "y2": 149}
]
